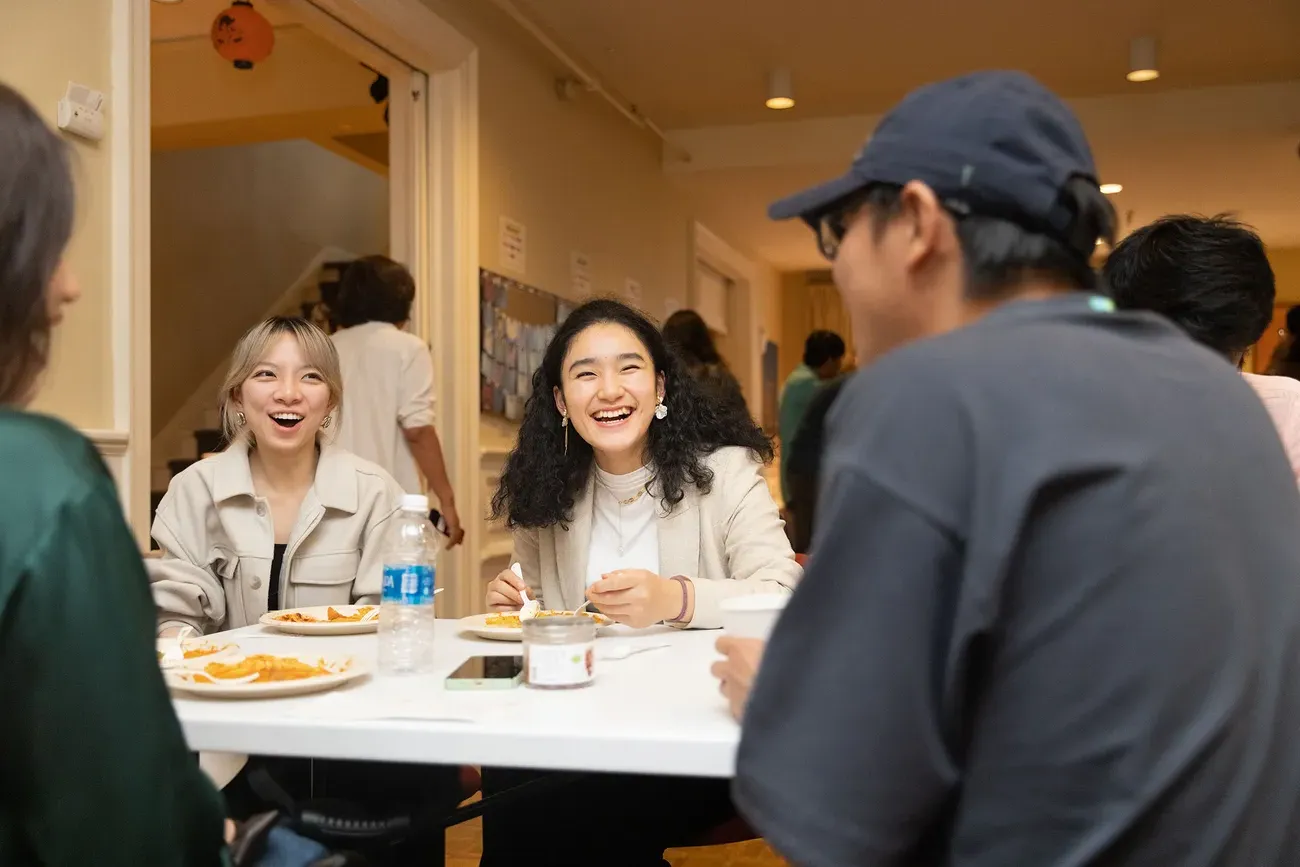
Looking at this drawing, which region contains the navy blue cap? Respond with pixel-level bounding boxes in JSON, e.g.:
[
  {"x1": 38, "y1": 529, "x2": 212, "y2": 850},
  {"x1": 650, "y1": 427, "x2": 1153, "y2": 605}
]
[{"x1": 769, "y1": 71, "x2": 1100, "y2": 252}]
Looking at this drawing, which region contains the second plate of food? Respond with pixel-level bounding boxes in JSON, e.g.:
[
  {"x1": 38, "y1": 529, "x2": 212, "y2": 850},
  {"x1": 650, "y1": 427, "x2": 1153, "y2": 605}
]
[
  {"x1": 259, "y1": 604, "x2": 379, "y2": 635},
  {"x1": 165, "y1": 652, "x2": 369, "y2": 699},
  {"x1": 458, "y1": 610, "x2": 614, "y2": 641}
]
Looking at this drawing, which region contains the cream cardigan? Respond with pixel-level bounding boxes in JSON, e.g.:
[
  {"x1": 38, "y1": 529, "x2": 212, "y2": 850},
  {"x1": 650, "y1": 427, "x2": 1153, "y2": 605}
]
[{"x1": 511, "y1": 446, "x2": 802, "y2": 629}]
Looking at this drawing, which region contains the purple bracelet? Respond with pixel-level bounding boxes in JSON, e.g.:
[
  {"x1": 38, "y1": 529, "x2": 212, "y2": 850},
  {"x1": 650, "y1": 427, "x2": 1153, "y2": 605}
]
[{"x1": 668, "y1": 575, "x2": 690, "y2": 622}]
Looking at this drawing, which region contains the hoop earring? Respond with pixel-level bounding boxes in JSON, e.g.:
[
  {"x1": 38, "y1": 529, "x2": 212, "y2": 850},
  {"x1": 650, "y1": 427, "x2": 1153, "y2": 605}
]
[
  {"x1": 654, "y1": 397, "x2": 667, "y2": 420},
  {"x1": 236, "y1": 411, "x2": 247, "y2": 427},
  {"x1": 561, "y1": 411, "x2": 569, "y2": 455},
  {"x1": 322, "y1": 415, "x2": 332, "y2": 429}
]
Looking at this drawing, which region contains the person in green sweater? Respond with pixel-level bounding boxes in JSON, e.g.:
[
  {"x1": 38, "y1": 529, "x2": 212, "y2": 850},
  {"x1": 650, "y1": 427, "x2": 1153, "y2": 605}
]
[
  {"x1": 0, "y1": 82, "x2": 229, "y2": 866},
  {"x1": 778, "y1": 329, "x2": 845, "y2": 516}
]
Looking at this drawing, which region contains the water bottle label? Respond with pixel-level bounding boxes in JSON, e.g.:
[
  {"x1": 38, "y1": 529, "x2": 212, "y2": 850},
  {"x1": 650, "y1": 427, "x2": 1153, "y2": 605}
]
[{"x1": 382, "y1": 564, "x2": 435, "y2": 604}]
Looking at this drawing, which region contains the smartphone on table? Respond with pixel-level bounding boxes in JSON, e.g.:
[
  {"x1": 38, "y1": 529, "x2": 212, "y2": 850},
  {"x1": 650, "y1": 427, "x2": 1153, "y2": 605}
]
[{"x1": 445, "y1": 655, "x2": 524, "y2": 690}]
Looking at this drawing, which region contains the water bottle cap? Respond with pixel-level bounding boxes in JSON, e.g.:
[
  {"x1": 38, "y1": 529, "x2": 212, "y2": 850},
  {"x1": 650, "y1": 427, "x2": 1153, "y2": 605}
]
[{"x1": 399, "y1": 494, "x2": 429, "y2": 512}]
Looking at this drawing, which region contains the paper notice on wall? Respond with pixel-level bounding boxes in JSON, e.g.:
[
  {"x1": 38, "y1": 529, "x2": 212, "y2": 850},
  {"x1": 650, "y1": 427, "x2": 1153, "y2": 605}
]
[
  {"x1": 499, "y1": 217, "x2": 527, "y2": 274},
  {"x1": 664, "y1": 297, "x2": 682, "y2": 318},
  {"x1": 570, "y1": 251, "x2": 592, "y2": 296},
  {"x1": 625, "y1": 278, "x2": 643, "y2": 305}
]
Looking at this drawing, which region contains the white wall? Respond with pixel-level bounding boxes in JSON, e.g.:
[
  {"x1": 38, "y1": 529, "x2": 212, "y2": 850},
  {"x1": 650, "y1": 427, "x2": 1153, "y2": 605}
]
[
  {"x1": 151, "y1": 139, "x2": 387, "y2": 446},
  {"x1": 422, "y1": 0, "x2": 696, "y2": 318}
]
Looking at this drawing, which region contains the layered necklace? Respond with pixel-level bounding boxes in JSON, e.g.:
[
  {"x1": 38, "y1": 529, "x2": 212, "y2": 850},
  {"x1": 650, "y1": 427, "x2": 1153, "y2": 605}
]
[{"x1": 596, "y1": 465, "x2": 654, "y2": 555}]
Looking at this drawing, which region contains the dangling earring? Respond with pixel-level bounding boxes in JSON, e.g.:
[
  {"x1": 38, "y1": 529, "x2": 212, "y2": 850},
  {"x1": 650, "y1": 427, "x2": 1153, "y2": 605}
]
[
  {"x1": 321, "y1": 415, "x2": 332, "y2": 429},
  {"x1": 561, "y1": 411, "x2": 569, "y2": 455},
  {"x1": 654, "y1": 396, "x2": 667, "y2": 420},
  {"x1": 236, "y1": 411, "x2": 247, "y2": 427}
]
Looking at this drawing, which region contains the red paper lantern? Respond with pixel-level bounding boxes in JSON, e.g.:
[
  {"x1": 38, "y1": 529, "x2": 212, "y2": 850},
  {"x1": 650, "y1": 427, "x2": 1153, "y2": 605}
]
[{"x1": 211, "y1": 0, "x2": 274, "y2": 70}]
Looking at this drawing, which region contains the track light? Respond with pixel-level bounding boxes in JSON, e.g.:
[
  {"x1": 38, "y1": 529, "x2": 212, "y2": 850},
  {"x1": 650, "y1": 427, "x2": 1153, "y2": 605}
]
[
  {"x1": 766, "y1": 68, "x2": 794, "y2": 110},
  {"x1": 1127, "y1": 37, "x2": 1159, "y2": 82}
]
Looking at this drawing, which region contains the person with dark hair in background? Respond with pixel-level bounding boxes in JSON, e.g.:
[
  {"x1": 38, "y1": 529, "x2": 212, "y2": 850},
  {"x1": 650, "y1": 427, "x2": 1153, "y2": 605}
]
[
  {"x1": 482, "y1": 297, "x2": 799, "y2": 867},
  {"x1": 0, "y1": 82, "x2": 229, "y2": 866},
  {"x1": 714, "y1": 71, "x2": 1300, "y2": 866},
  {"x1": 662, "y1": 307, "x2": 749, "y2": 420},
  {"x1": 783, "y1": 374, "x2": 847, "y2": 553},
  {"x1": 1267, "y1": 305, "x2": 1300, "y2": 380},
  {"x1": 778, "y1": 329, "x2": 845, "y2": 527},
  {"x1": 1105, "y1": 214, "x2": 1300, "y2": 485},
  {"x1": 330, "y1": 254, "x2": 463, "y2": 546}
]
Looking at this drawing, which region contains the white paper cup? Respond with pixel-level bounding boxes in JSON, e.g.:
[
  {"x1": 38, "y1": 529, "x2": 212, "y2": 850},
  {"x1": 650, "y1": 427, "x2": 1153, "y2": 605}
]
[{"x1": 719, "y1": 593, "x2": 790, "y2": 640}]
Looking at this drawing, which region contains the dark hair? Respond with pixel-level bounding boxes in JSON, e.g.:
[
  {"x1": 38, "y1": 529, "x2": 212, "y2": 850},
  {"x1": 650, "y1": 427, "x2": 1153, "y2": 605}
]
[
  {"x1": 1287, "y1": 306, "x2": 1300, "y2": 336},
  {"x1": 335, "y1": 255, "x2": 415, "y2": 328},
  {"x1": 803, "y1": 330, "x2": 846, "y2": 368},
  {"x1": 492, "y1": 298, "x2": 772, "y2": 528},
  {"x1": 859, "y1": 177, "x2": 1115, "y2": 299},
  {"x1": 1103, "y1": 214, "x2": 1274, "y2": 359},
  {"x1": 0, "y1": 84, "x2": 75, "y2": 405},
  {"x1": 662, "y1": 308, "x2": 722, "y2": 366}
]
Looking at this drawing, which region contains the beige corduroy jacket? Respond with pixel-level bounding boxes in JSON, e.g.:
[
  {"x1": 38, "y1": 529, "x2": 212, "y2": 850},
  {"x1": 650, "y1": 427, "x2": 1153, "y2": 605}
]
[
  {"x1": 512, "y1": 446, "x2": 802, "y2": 629},
  {"x1": 147, "y1": 441, "x2": 404, "y2": 635}
]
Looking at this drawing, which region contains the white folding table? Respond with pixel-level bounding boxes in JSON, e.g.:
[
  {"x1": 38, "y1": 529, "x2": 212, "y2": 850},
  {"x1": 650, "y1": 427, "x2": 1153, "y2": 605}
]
[{"x1": 173, "y1": 620, "x2": 740, "y2": 779}]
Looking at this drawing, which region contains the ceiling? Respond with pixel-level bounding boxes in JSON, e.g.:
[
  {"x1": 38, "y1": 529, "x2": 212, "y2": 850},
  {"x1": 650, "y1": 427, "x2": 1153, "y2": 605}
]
[
  {"x1": 512, "y1": 0, "x2": 1300, "y2": 127},
  {"x1": 502, "y1": 0, "x2": 1300, "y2": 268},
  {"x1": 151, "y1": 0, "x2": 299, "y2": 42},
  {"x1": 151, "y1": 0, "x2": 388, "y2": 173}
]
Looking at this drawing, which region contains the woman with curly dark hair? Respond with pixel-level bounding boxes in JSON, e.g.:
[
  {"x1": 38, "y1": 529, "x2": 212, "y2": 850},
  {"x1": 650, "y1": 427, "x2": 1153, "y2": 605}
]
[
  {"x1": 481, "y1": 298, "x2": 800, "y2": 867},
  {"x1": 487, "y1": 297, "x2": 798, "y2": 630}
]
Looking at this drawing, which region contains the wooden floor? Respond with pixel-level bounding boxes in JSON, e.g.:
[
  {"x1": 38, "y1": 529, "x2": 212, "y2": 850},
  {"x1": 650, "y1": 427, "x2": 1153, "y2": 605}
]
[{"x1": 444, "y1": 812, "x2": 788, "y2": 867}]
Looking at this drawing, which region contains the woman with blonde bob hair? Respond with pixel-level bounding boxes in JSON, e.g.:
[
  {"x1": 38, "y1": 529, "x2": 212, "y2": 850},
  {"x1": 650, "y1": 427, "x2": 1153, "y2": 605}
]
[{"x1": 149, "y1": 316, "x2": 405, "y2": 636}]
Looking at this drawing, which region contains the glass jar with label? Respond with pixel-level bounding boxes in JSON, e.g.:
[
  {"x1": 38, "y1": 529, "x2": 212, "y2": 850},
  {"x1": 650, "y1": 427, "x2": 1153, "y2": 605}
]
[{"x1": 522, "y1": 615, "x2": 596, "y2": 690}]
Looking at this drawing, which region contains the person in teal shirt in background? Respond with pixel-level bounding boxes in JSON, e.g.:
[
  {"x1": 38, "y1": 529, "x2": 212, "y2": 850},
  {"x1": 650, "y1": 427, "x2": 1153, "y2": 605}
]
[{"x1": 778, "y1": 330, "x2": 845, "y2": 518}]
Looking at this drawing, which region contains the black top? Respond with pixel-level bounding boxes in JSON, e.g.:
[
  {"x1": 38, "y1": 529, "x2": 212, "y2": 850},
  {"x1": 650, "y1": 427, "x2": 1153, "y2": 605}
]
[
  {"x1": 681, "y1": 354, "x2": 749, "y2": 422},
  {"x1": 783, "y1": 376, "x2": 847, "y2": 481},
  {"x1": 268, "y1": 543, "x2": 287, "y2": 611},
  {"x1": 0, "y1": 410, "x2": 226, "y2": 865},
  {"x1": 735, "y1": 294, "x2": 1300, "y2": 867}
]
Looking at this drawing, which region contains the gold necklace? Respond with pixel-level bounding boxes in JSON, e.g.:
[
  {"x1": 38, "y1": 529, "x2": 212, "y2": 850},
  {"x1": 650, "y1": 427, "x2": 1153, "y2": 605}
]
[
  {"x1": 601, "y1": 483, "x2": 649, "y2": 555},
  {"x1": 617, "y1": 486, "x2": 648, "y2": 506}
]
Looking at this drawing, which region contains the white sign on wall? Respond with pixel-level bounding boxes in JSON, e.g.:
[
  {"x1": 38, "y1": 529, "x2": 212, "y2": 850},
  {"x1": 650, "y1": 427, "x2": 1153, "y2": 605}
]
[
  {"x1": 499, "y1": 216, "x2": 527, "y2": 273},
  {"x1": 625, "y1": 278, "x2": 643, "y2": 305},
  {"x1": 570, "y1": 251, "x2": 592, "y2": 295}
]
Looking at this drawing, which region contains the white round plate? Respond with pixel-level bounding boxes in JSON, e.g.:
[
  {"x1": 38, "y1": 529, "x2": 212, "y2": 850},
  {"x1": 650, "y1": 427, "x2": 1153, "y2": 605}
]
[
  {"x1": 259, "y1": 605, "x2": 380, "y2": 635},
  {"x1": 458, "y1": 612, "x2": 615, "y2": 642},
  {"x1": 165, "y1": 654, "x2": 370, "y2": 699}
]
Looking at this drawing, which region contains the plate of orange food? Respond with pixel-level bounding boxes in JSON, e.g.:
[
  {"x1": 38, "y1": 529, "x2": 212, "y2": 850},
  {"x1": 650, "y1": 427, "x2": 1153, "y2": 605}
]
[
  {"x1": 458, "y1": 610, "x2": 615, "y2": 641},
  {"x1": 165, "y1": 652, "x2": 369, "y2": 699},
  {"x1": 156, "y1": 633, "x2": 239, "y2": 669},
  {"x1": 259, "y1": 604, "x2": 380, "y2": 635}
]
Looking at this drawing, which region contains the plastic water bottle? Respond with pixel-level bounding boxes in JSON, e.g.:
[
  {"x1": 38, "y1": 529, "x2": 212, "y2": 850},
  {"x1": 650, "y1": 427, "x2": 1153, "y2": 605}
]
[{"x1": 378, "y1": 493, "x2": 437, "y2": 675}]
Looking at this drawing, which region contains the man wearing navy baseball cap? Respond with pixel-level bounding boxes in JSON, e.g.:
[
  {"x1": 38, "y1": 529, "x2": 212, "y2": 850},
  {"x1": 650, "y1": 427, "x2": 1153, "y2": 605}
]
[{"x1": 713, "y1": 71, "x2": 1300, "y2": 865}]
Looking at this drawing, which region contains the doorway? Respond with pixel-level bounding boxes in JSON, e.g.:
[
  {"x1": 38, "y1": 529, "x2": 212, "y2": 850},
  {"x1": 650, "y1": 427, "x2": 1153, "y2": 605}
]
[{"x1": 123, "y1": 0, "x2": 481, "y2": 615}]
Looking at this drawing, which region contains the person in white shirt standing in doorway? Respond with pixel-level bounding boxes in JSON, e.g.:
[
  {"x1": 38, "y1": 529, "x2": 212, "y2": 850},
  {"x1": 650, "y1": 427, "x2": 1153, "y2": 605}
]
[{"x1": 330, "y1": 255, "x2": 464, "y2": 547}]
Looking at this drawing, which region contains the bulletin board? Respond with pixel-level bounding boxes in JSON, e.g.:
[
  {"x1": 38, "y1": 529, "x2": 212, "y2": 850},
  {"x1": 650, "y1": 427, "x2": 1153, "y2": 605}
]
[{"x1": 480, "y1": 269, "x2": 571, "y2": 421}]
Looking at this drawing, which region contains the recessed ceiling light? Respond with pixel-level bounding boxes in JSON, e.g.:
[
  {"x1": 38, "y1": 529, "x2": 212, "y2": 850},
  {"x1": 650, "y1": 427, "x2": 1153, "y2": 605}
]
[
  {"x1": 152, "y1": 0, "x2": 186, "y2": 4},
  {"x1": 766, "y1": 69, "x2": 794, "y2": 110},
  {"x1": 1100, "y1": 183, "x2": 1123, "y2": 195},
  {"x1": 1127, "y1": 36, "x2": 1159, "y2": 82}
]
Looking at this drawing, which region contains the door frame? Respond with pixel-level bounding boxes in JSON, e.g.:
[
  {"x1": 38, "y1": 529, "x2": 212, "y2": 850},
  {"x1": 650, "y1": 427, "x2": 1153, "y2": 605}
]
[
  {"x1": 692, "y1": 222, "x2": 764, "y2": 423},
  {"x1": 114, "y1": 0, "x2": 481, "y2": 610}
]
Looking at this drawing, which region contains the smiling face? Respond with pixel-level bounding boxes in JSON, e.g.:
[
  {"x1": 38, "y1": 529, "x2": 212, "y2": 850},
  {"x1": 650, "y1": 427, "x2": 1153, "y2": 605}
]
[
  {"x1": 233, "y1": 333, "x2": 335, "y2": 457},
  {"x1": 553, "y1": 322, "x2": 664, "y2": 473}
]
